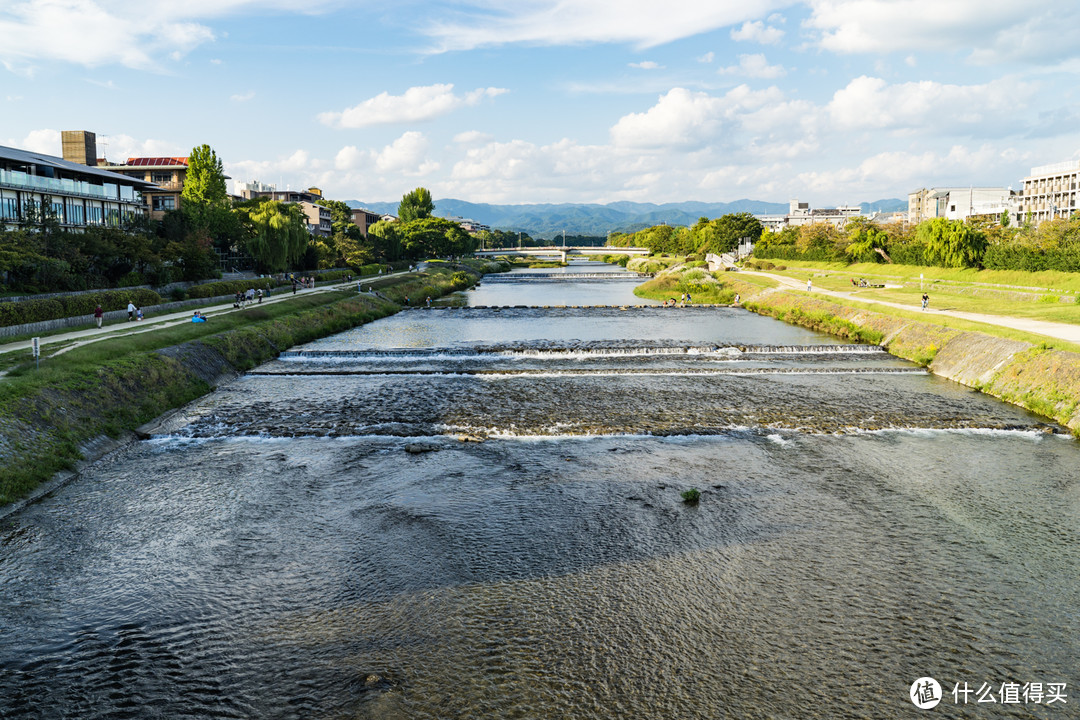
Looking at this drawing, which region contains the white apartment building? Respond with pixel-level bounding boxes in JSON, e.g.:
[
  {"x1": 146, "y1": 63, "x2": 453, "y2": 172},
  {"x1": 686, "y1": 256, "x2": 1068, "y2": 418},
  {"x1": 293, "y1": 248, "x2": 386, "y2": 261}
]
[
  {"x1": 1020, "y1": 160, "x2": 1079, "y2": 224},
  {"x1": 907, "y1": 187, "x2": 1017, "y2": 225}
]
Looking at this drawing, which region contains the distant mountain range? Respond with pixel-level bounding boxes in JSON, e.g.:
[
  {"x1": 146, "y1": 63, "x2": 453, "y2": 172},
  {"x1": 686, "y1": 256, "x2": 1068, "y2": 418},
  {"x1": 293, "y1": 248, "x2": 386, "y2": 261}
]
[{"x1": 347, "y1": 198, "x2": 908, "y2": 238}]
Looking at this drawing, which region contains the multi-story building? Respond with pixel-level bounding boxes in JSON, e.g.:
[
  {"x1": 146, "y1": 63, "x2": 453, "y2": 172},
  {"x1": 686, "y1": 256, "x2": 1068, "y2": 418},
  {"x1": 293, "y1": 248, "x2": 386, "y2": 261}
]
[
  {"x1": 299, "y1": 201, "x2": 332, "y2": 238},
  {"x1": 908, "y1": 187, "x2": 1016, "y2": 225},
  {"x1": 95, "y1": 156, "x2": 189, "y2": 220},
  {"x1": 758, "y1": 200, "x2": 861, "y2": 232},
  {"x1": 350, "y1": 207, "x2": 382, "y2": 237},
  {"x1": 1, "y1": 142, "x2": 155, "y2": 230},
  {"x1": 236, "y1": 182, "x2": 333, "y2": 238},
  {"x1": 447, "y1": 216, "x2": 491, "y2": 234},
  {"x1": 1020, "y1": 161, "x2": 1079, "y2": 224}
]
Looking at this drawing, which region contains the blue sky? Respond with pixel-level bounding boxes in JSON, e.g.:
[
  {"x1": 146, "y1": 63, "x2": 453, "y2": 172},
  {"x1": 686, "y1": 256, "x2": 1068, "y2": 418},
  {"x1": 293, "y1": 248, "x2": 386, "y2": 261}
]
[{"x1": 3, "y1": 0, "x2": 1080, "y2": 207}]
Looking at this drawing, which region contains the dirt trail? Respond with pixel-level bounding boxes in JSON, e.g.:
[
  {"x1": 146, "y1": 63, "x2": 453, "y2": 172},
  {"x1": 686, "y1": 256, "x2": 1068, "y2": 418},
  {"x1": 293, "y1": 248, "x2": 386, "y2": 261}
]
[{"x1": 743, "y1": 270, "x2": 1080, "y2": 344}]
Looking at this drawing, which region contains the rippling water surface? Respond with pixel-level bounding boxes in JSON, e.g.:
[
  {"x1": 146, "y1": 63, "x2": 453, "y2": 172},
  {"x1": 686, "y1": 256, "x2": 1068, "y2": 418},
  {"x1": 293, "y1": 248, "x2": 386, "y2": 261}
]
[{"x1": 1, "y1": 262, "x2": 1077, "y2": 719}]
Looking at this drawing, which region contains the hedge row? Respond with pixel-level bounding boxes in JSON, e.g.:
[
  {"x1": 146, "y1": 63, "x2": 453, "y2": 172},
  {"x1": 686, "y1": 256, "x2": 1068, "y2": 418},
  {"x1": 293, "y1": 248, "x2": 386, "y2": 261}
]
[
  {"x1": 0, "y1": 288, "x2": 163, "y2": 328},
  {"x1": 185, "y1": 278, "x2": 279, "y2": 299}
]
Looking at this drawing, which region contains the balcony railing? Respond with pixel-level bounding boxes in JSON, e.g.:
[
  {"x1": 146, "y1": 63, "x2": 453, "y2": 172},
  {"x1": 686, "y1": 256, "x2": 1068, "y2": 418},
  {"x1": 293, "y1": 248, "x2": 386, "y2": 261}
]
[{"x1": 0, "y1": 169, "x2": 143, "y2": 205}]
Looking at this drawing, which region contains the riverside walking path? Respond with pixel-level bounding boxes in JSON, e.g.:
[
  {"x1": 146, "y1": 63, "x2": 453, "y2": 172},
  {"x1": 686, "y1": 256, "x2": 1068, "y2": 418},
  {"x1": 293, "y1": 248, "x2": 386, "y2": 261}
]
[
  {"x1": 743, "y1": 270, "x2": 1080, "y2": 345},
  {"x1": 0, "y1": 273, "x2": 410, "y2": 361}
]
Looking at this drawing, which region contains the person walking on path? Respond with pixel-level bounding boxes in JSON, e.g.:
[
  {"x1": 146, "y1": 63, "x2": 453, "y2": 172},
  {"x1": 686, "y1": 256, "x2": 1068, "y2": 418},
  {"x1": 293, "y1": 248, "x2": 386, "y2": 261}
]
[
  {"x1": 922, "y1": 293, "x2": 929, "y2": 311},
  {"x1": 93, "y1": 305, "x2": 104, "y2": 328},
  {"x1": 127, "y1": 301, "x2": 135, "y2": 321},
  {"x1": 136, "y1": 307, "x2": 143, "y2": 321},
  {"x1": 807, "y1": 278, "x2": 813, "y2": 292}
]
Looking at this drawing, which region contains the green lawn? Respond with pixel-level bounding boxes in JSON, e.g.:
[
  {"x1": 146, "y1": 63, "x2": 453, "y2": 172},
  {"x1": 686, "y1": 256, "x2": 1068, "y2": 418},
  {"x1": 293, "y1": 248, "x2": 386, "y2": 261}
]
[{"x1": 749, "y1": 260, "x2": 1080, "y2": 326}]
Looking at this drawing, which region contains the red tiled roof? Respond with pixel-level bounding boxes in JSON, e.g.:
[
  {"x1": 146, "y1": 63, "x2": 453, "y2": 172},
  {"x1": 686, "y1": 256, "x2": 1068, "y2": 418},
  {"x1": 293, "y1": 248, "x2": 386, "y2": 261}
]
[{"x1": 125, "y1": 157, "x2": 188, "y2": 166}]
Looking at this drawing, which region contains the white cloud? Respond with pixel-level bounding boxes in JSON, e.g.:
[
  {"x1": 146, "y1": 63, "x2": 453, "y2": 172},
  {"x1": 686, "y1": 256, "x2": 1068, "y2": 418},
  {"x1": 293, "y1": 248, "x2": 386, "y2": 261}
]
[
  {"x1": 719, "y1": 53, "x2": 786, "y2": 78},
  {"x1": 795, "y1": 145, "x2": 1026, "y2": 194},
  {"x1": 230, "y1": 90, "x2": 255, "y2": 102},
  {"x1": 698, "y1": 51, "x2": 715, "y2": 63},
  {"x1": 0, "y1": 1, "x2": 337, "y2": 73},
  {"x1": 804, "y1": 0, "x2": 1080, "y2": 65},
  {"x1": 826, "y1": 75, "x2": 1033, "y2": 132},
  {"x1": 16, "y1": 129, "x2": 60, "y2": 154},
  {"x1": 629, "y1": 60, "x2": 662, "y2": 69},
  {"x1": 330, "y1": 133, "x2": 439, "y2": 177},
  {"x1": 226, "y1": 148, "x2": 321, "y2": 188},
  {"x1": 318, "y1": 84, "x2": 509, "y2": 129},
  {"x1": 730, "y1": 20, "x2": 785, "y2": 44},
  {"x1": 610, "y1": 88, "x2": 726, "y2": 149},
  {"x1": 454, "y1": 130, "x2": 494, "y2": 145},
  {"x1": 610, "y1": 85, "x2": 782, "y2": 149},
  {"x1": 422, "y1": 0, "x2": 793, "y2": 52},
  {"x1": 374, "y1": 132, "x2": 439, "y2": 176}
]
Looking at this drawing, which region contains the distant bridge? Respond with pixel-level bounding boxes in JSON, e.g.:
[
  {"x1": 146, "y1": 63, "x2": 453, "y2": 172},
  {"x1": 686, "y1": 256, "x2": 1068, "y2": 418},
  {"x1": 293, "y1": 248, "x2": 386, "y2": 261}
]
[{"x1": 475, "y1": 246, "x2": 650, "y2": 262}]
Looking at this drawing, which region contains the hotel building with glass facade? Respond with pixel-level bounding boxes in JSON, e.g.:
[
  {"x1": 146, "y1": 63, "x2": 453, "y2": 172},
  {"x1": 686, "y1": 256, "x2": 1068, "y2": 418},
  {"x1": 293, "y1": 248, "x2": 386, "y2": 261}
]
[{"x1": 0, "y1": 144, "x2": 155, "y2": 230}]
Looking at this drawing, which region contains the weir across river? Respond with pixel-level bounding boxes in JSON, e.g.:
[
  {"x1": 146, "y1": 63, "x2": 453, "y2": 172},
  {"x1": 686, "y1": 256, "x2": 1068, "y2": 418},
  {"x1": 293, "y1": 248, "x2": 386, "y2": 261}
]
[{"x1": 0, "y1": 259, "x2": 1076, "y2": 719}]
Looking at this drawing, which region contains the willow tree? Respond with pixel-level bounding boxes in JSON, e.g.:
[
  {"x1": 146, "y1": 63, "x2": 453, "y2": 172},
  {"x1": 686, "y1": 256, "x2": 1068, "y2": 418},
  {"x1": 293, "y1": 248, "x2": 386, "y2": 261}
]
[
  {"x1": 238, "y1": 199, "x2": 309, "y2": 272},
  {"x1": 916, "y1": 218, "x2": 987, "y2": 268}
]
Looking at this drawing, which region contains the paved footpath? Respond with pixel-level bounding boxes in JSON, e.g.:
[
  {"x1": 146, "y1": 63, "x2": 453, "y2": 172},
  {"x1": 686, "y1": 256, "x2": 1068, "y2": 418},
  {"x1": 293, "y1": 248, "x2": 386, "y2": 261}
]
[
  {"x1": 0, "y1": 274, "x2": 409, "y2": 360},
  {"x1": 743, "y1": 271, "x2": 1080, "y2": 345}
]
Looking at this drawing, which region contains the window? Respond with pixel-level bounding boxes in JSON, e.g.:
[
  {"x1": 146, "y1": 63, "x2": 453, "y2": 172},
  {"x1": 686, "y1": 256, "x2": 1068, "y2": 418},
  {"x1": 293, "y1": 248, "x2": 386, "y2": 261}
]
[
  {"x1": 66, "y1": 200, "x2": 84, "y2": 225},
  {"x1": 0, "y1": 196, "x2": 17, "y2": 220},
  {"x1": 152, "y1": 195, "x2": 176, "y2": 211},
  {"x1": 151, "y1": 172, "x2": 173, "y2": 185},
  {"x1": 87, "y1": 204, "x2": 103, "y2": 225}
]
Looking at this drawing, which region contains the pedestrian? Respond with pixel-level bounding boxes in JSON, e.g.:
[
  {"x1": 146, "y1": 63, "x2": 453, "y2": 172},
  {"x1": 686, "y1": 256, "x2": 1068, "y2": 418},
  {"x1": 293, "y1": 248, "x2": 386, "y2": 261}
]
[
  {"x1": 292, "y1": 282, "x2": 298, "y2": 295},
  {"x1": 405, "y1": 295, "x2": 410, "y2": 306},
  {"x1": 686, "y1": 292, "x2": 692, "y2": 305},
  {"x1": 807, "y1": 278, "x2": 812, "y2": 292},
  {"x1": 127, "y1": 300, "x2": 135, "y2": 321},
  {"x1": 921, "y1": 293, "x2": 929, "y2": 311},
  {"x1": 425, "y1": 296, "x2": 432, "y2": 307},
  {"x1": 257, "y1": 288, "x2": 263, "y2": 304},
  {"x1": 734, "y1": 293, "x2": 741, "y2": 305},
  {"x1": 136, "y1": 306, "x2": 143, "y2": 321},
  {"x1": 93, "y1": 304, "x2": 104, "y2": 328}
]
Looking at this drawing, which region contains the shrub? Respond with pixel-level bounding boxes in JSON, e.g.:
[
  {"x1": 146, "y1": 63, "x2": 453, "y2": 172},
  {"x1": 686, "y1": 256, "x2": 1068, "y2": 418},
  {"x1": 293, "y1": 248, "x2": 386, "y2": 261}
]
[
  {"x1": 186, "y1": 278, "x2": 277, "y2": 299},
  {"x1": 0, "y1": 288, "x2": 164, "y2": 327},
  {"x1": 118, "y1": 271, "x2": 145, "y2": 288},
  {"x1": 681, "y1": 488, "x2": 701, "y2": 503}
]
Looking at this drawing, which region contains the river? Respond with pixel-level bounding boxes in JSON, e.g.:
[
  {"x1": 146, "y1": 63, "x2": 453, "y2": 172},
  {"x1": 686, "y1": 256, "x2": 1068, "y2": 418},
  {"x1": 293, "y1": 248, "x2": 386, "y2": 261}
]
[{"x1": 1, "y1": 260, "x2": 1077, "y2": 719}]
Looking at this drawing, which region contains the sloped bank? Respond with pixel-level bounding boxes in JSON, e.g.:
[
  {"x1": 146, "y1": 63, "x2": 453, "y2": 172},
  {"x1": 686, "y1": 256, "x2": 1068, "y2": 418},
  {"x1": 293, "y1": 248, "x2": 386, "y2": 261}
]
[
  {"x1": 723, "y1": 275, "x2": 1080, "y2": 433},
  {"x1": 0, "y1": 268, "x2": 482, "y2": 511}
]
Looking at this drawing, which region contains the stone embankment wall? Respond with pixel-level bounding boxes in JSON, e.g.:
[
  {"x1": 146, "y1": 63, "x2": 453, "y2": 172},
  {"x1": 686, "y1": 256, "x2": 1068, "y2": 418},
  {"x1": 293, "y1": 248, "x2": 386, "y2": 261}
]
[{"x1": 726, "y1": 277, "x2": 1080, "y2": 433}]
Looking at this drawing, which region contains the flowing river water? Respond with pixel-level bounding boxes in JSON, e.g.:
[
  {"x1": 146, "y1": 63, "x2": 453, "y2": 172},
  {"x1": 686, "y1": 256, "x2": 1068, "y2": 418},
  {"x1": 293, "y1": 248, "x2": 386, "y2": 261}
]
[{"x1": 1, "y1": 261, "x2": 1078, "y2": 719}]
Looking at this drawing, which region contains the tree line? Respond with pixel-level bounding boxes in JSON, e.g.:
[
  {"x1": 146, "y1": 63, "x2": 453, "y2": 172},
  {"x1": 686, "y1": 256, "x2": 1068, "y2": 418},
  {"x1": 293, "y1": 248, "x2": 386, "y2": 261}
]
[
  {"x1": 606, "y1": 212, "x2": 765, "y2": 256},
  {"x1": 0, "y1": 140, "x2": 480, "y2": 294},
  {"x1": 754, "y1": 214, "x2": 1080, "y2": 272}
]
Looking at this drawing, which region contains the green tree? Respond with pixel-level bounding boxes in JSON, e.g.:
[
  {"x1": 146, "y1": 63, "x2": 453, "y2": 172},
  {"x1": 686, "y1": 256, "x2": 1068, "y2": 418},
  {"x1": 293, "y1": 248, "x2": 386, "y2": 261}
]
[
  {"x1": 692, "y1": 212, "x2": 763, "y2": 255},
  {"x1": 399, "y1": 217, "x2": 475, "y2": 258},
  {"x1": 398, "y1": 187, "x2": 434, "y2": 223},
  {"x1": 237, "y1": 199, "x2": 310, "y2": 272},
  {"x1": 844, "y1": 217, "x2": 892, "y2": 263},
  {"x1": 181, "y1": 144, "x2": 239, "y2": 249},
  {"x1": 916, "y1": 218, "x2": 987, "y2": 268}
]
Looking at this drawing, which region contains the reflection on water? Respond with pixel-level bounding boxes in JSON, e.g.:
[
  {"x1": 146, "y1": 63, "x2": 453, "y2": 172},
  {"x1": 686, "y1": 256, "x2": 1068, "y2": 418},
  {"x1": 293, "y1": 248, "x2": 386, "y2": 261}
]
[{"x1": 0, "y1": 265, "x2": 1077, "y2": 719}]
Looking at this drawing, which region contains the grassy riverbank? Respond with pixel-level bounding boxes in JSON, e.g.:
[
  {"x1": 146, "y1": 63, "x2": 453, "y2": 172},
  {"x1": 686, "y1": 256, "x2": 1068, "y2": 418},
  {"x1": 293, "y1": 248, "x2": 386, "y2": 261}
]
[
  {"x1": 704, "y1": 268, "x2": 1080, "y2": 433},
  {"x1": 0, "y1": 267, "x2": 478, "y2": 507}
]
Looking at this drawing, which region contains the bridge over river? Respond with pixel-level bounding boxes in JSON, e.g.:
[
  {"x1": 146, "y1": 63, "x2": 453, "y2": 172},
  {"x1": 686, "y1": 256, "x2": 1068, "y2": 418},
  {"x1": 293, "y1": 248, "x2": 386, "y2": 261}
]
[{"x1": 475, "y1": 246, "x2": 650, "y2": 262}]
